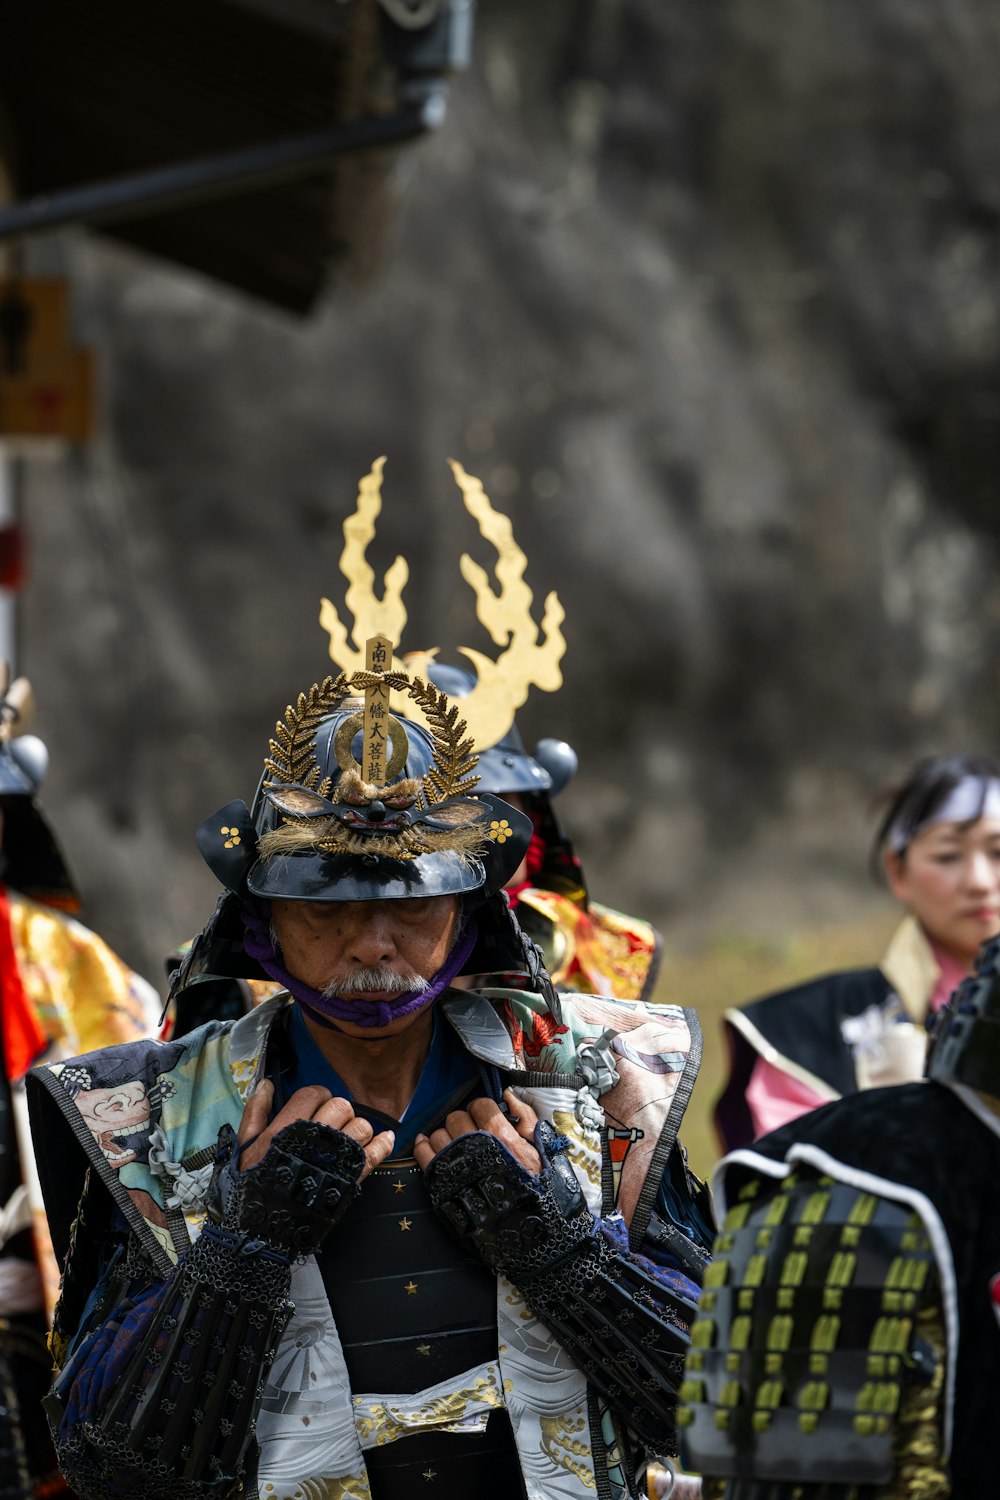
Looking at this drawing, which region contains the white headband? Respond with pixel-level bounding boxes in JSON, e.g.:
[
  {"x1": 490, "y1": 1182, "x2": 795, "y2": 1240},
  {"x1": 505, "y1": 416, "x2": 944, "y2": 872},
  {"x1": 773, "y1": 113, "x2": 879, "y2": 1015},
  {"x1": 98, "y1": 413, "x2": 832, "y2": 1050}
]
[{"x1": 886, "y1": 774, "x2": 1000, "y2": 853}]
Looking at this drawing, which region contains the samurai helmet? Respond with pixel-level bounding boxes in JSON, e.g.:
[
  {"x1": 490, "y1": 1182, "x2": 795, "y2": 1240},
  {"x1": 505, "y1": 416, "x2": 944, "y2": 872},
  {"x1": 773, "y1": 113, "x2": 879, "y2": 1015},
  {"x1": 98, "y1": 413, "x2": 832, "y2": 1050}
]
[
  {"x1": 318, "y1": 454, "x2": 584, "y2": 899},
  {"x1": 0, "y1": 666, "x2": 79, "y2": 910},
  {"x1": 419, "y1": 660, "x2": 578, "y2": 798}
]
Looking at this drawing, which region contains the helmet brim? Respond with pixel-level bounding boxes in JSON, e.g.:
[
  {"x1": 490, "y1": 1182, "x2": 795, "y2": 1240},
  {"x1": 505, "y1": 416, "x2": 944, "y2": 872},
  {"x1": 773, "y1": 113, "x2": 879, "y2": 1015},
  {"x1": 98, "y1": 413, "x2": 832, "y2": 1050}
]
[{"x1": 246, "y1": 848, "x2": 487, "y2": 903}]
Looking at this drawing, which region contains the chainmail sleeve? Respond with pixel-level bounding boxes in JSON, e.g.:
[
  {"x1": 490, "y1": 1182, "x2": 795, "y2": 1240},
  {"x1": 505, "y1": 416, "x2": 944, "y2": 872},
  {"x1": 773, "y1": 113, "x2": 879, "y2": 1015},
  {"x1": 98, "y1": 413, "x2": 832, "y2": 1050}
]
[
  {"x1": 46, "y1": 1118, "x2": 366, "y2": 1500},
  {"x1": 424, "y1": 1120, "x2": 701, "y2": 1453},
  {"x1": 50, "y1": 1225, "x2": 292, "y2": 1500}
]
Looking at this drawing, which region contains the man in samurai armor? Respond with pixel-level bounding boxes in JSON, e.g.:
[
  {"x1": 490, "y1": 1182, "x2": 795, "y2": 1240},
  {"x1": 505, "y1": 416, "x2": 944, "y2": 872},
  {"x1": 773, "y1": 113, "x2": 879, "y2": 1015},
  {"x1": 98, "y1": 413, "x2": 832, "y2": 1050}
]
[
  {"x1": 0, "y1": 671, "x2": 160, "y2": 1500},
  {"x1": 675, "y1": 935, "x2": 1000, "y2": 1497},
  {"x1": 25, "y1": 466, "x2": 713, "y2": 1500}
]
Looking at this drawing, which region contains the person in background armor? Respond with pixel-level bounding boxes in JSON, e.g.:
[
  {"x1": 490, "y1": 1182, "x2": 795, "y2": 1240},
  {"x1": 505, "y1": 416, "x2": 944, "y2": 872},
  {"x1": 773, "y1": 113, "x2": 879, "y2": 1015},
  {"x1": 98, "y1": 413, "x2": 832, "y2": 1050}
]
[
  {"x1": 25, "y1": 457, "x2": 712, "y2": 1500},
  {"x1": 715, "y1": 754, "x2": 1000, "y2": 1152},
  {"x1": 0, "y1": 671, "x2": 159, "y2": 1500},
  {"x1": 422, "y1": 660, "x2": 662, "y2": 1004},
  {"x1": 678, "y1": 933, "x2": 1000, "y2": 1496}
]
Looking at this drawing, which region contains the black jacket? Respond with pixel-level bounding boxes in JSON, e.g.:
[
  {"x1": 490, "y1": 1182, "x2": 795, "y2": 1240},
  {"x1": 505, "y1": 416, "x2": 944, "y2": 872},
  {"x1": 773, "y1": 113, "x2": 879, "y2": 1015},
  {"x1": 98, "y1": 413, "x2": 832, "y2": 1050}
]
[{"x1": 714, "y1": 966, "x2": 895, "y2": 1152}]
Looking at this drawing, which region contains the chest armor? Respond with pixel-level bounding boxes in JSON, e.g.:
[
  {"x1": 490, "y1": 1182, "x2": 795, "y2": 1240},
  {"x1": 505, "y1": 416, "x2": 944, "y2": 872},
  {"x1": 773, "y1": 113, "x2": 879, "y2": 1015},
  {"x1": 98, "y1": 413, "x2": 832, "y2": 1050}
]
[
  {"x1": 318, "y1": 1158, "x2": 525, "y2": 1500},
  {"x1": 678, "y1": 1170, "x2": 945, "y2": 1497}
]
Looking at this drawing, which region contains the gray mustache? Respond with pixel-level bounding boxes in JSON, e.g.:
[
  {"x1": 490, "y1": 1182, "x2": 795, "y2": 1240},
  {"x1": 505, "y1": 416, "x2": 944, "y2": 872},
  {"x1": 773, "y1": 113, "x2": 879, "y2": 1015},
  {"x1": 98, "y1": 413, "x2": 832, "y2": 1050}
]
[{"x1": 320, "y1": 965, "x2": 429, "y2": 998}]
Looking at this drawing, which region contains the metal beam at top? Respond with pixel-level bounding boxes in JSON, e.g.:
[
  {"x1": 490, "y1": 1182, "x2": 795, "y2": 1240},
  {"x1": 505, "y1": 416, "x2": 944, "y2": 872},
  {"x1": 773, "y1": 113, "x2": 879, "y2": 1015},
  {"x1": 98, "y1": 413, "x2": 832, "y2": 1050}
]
[
  {"x1": 223, "y1": 0, "x2": 355, "y2": 41},
  {"x1": 0, "y1": 105, "x2": 438, "y2": 246}
]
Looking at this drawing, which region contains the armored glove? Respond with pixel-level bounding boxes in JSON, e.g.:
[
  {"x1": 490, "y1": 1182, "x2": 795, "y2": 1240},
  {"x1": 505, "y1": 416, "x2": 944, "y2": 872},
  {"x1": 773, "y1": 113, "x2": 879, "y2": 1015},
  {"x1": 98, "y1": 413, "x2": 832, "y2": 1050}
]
[
  {"x1": 425, "y1": 1121, "x2": 696, "y2": 1450},
  {"x1": 209, "y1": 1117, "x2": 367, "y2": 1257},
  {"x1": 425, "y1": 1118, "x2": 592, "y2": 1279},
  {"x1": 50, "y1": 1118, "x2": 366, "y2": 1500}
]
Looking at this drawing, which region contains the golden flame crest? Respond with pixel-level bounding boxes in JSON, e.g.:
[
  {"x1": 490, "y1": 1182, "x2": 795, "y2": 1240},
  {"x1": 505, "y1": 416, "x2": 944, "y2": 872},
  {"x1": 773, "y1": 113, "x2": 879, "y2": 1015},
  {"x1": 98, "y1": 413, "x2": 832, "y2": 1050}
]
[{"x1": 318, "y1": 458, "x2": 566, "y2": 752}]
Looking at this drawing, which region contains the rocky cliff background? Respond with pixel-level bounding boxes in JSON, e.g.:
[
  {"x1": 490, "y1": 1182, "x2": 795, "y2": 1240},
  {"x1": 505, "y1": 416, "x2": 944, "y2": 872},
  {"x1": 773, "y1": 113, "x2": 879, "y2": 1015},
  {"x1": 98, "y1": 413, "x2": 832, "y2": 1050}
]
[{"x1": 17, "y1": 0, "x2": 1000, "y2": 993}]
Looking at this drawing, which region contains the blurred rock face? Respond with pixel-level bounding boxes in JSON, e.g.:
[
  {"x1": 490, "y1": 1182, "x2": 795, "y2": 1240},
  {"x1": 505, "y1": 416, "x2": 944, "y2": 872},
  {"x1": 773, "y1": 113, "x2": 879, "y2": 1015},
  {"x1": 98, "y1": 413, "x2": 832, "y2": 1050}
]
[{"x1": 19, "y1": 0, "x2": 1000, "y2": 981}]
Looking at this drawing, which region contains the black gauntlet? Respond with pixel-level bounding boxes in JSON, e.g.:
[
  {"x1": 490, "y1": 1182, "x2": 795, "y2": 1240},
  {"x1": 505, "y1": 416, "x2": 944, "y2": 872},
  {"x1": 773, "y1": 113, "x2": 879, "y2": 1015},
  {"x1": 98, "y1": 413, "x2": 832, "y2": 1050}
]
[
  {"x1": 425, "y1": 1119, "x2": 593, "y2": 1278},
  {"x1": 209, "y1": 1118, "x2": 366, "y2": 1256},
  {"x1": 425, "y1": 1121, "x2": 696, "y2": 1451},
  {"x1": 51, "y1": 1119, "x2": 366, "y2": 1500}
]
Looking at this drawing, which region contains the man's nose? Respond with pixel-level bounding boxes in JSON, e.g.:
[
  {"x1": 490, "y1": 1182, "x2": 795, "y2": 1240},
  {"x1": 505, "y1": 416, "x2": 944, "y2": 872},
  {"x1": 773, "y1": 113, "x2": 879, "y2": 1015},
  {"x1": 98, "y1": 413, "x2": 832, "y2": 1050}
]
[{"x1": 346, "y1": 907, "x2": 398, "y2": 965}]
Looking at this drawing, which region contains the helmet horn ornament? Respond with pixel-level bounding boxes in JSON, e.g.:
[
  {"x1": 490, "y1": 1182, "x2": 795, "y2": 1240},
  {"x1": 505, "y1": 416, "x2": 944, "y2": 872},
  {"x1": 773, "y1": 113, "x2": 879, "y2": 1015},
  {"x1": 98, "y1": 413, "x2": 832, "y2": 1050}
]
[
  {"x1": 319, "y1": 458, "x2": 566, "y2": 752},
  {"x1": 318, "y1": 457, "x2": 409, "y2": 678}
]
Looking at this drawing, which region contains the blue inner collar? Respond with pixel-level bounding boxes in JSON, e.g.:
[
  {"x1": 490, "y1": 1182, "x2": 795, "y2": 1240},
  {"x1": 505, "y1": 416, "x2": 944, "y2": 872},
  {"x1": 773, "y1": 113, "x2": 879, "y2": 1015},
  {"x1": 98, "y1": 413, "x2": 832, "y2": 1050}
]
[{"x1": 283, "y1": 1001, "x2": 485, "y2": 1154}]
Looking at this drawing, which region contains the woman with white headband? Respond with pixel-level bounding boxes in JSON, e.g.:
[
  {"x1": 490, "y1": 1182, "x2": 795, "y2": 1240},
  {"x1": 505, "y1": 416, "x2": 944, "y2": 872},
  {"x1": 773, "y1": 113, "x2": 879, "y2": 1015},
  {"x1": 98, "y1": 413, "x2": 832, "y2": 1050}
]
[{"x1": 714, "y1": 753, "x2": 1000, "y2": 1152}]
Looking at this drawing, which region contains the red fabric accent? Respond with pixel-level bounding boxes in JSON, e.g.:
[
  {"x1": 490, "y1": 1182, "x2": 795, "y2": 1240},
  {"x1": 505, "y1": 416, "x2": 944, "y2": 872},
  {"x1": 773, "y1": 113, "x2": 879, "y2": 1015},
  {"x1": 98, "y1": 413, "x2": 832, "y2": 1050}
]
[
  {"x1": 505, "y1": 878, "x2": 531, "y2": 909},
  {"x1": 0, "y1": 523, "x2": 25, "y2": 589},
  {"x1": 506, "y1": 828, "x2": 547, "y2": 908},
  {"x1": 0, "y1": 884, "x2": 46, "y2": 1080},
  {"x1": 522, "y1": 1010, "x2": 569, "y2": 1059},
  {"x1": 525, "y1": 830, "x2": 546, "y2": 880}
]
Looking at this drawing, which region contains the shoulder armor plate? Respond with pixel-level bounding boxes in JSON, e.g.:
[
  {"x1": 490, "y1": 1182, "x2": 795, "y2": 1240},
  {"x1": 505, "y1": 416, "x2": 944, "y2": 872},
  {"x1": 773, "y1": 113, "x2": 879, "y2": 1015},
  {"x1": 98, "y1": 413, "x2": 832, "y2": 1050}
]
[{"x1": 678, "y1": 1168, "x2": 942, "y2": 1488}]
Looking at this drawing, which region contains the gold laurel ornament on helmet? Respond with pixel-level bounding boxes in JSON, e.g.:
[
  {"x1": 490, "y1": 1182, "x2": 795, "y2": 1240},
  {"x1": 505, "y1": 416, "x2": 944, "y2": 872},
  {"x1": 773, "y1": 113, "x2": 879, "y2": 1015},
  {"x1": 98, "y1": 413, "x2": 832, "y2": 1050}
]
[{"x1": 256, "y1": 637, "x2": 488, "y2": 866}]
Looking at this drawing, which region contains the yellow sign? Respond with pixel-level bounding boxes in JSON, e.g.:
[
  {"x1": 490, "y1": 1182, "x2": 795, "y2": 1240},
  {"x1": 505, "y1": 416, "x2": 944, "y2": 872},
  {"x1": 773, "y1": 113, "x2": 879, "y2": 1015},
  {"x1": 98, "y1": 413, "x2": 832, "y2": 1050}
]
[
  {"x1": 362, "y1": 634, "x2": 392, "y2": 785},
  {"x1": 0, "y1": 279, "x2": 95, "y2": 443}
]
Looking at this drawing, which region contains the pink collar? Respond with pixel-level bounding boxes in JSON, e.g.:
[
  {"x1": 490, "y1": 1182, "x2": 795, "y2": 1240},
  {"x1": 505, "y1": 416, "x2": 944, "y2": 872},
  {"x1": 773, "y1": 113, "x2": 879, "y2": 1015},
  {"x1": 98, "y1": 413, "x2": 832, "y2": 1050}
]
[{"x1": 928, "y1": 939, "x2": 971, "y2": 1013}]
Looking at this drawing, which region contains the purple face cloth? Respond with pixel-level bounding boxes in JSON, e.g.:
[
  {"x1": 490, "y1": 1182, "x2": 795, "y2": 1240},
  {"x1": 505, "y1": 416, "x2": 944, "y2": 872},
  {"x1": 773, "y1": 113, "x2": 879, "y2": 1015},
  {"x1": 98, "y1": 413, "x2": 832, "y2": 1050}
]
[{"x1": 240, "y1": 895, "x2": 478, "y2": 1030}]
